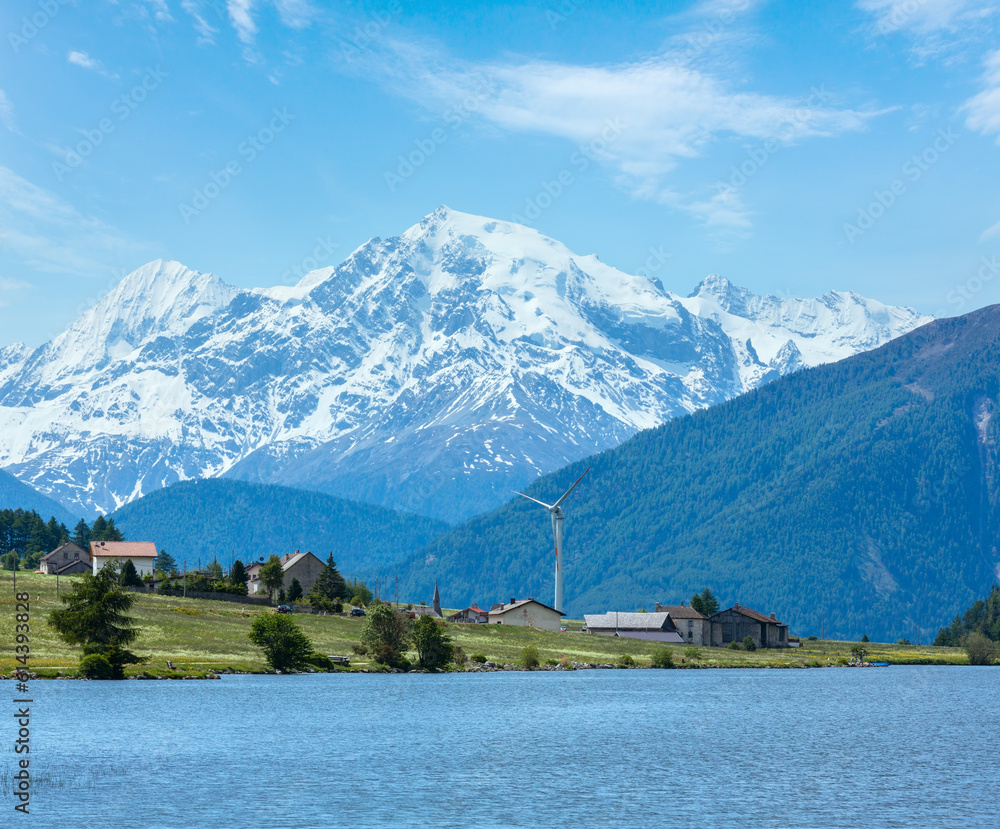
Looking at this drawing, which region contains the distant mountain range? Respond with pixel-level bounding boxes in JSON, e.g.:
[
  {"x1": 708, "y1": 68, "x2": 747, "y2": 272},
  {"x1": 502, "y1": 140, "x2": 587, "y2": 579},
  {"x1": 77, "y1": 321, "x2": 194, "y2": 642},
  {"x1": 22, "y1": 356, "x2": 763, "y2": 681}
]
[
  {"x1": 0, "y1": 207, "x2": 928, "y2": 522},
  {"x1": 397, "y1": 305, "x2": 1000, "y2": 642},
  {"x1": 110, "y1": 478, "x2": 448, "y2": 577},
  {"x1": 0, "y1": 468, "x2": 77, "y2": 526}
]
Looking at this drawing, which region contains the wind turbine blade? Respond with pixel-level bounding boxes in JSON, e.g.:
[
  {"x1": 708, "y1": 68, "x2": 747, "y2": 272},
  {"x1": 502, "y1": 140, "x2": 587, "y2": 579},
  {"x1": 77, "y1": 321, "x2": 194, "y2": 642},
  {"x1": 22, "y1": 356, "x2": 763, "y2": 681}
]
[
  {"x1": 515, "y1": 492, "x2": 555, "y2": 509},
  {"x1": 552, "y1": 467, "x2": 591, "y2": 509}
]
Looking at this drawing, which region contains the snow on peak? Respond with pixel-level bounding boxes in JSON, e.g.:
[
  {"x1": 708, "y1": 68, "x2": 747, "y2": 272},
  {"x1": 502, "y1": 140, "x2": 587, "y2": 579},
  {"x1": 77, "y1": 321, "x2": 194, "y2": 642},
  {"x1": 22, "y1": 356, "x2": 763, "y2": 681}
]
[{"x1": 44, "y1": 259, "x2": 240, "y2": 372}]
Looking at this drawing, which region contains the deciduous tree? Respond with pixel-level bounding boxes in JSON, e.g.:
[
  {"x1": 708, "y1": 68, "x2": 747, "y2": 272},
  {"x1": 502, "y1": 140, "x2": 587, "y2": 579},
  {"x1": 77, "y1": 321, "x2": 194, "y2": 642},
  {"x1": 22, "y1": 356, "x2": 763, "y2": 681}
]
[
  {"x1": 248, "y1": 613, "x2": 314, "y2": 671},
  {"x1": 260, "y1": 554, "x2": 285, "y2": 600},
  {"x1": 360, "y1": 603, "x2": 411, "y2": 667},
  {"x1": 412, "y1": 615, "x2": 454, "y2": 669}
]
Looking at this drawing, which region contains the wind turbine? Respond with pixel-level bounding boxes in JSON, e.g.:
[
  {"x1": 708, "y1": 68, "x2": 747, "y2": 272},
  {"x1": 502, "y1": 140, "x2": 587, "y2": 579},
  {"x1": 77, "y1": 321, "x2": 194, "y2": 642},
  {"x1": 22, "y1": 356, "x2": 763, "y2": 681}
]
[{"x1": 515, "y1": 467, "x2": 590, "y2": 613}]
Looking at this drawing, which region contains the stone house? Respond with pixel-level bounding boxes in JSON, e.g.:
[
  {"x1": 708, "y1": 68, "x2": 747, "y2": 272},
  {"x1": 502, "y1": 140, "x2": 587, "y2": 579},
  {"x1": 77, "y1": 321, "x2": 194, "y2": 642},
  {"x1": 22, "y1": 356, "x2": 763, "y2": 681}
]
[
  {"x1": 247, "y1": 550, "x2": 325, "y2": 597},
  {"x1": 654, "y1": 603, "x2": 711, "y2": 646},
  {"x1": 39, "y1": 542, "x2": 89, "y2": 575},
  {"x1": 709, "y1": 603, "x2": 789, "y2": 648},
  {"x1": 488, "y1": 597, "x2": 564, "y2": 631},
  {"x1": 583, "y1": 611, "x2": 684, "y2": 643}
]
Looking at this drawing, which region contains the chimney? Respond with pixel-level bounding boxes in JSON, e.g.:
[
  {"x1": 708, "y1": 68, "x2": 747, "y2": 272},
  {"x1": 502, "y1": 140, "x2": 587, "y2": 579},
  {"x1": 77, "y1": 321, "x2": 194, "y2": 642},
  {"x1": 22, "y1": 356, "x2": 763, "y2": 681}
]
[
  {"x1": 510, "y1": 597, "x2": 516, "y2": 605},
  {"x1": 734, "y1": 602, "x2": 739, "y2": 608},
  {"x1": 681, "y1": 600, "x2": 685, "y2": 606},
  {"x1": 770, "y1": 612, "x2": 776, "y2": 619}
]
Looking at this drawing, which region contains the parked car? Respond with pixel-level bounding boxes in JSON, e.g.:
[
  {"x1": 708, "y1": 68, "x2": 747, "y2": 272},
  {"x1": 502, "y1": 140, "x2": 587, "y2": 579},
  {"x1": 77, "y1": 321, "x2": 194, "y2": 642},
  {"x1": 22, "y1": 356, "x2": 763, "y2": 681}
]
[
  {"x1": 276, "y1": 605, "x2": 292, "y2": 614},
  {"x1": 350, "y1": 607, "x2": 366, "y2": 617}
]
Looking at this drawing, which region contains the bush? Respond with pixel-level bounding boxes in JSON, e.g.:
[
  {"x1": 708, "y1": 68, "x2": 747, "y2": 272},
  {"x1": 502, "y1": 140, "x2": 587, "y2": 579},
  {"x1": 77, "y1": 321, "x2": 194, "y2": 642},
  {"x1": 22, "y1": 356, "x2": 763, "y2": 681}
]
[
  {"x1": 861, "y1": 634, "x2": 870, "y2": 643},
  {"x1": 897, "y1": 638, "x2": 912, "y2": 646},
  {"x1": 743, "y1": 636, "x2": 757, "y2": 651},
  {"x1": 351, "y1": 643, "x2": 369, "y2": 656},
  {"x1": 470, "y1": 653, "x2": 487, "y2": 663},
  {"x1": 728, "y1": 640, "x2": 742, "y2": 650},
  {"x1": 650, "y1": 647, "x2": 675, "y2": 668},
  {"x1": 618, "y1": 653, "x2": 636, "y2": 667},
  {"x1": 544, "y1": 659, "x2": 559, "y2": 666},
  {"x1": 559, "y1": 656, "x2": 571, "y2": 668},
  {"x1": 521, "y1": 645, "x2": 540, "y2": 669},
  {"x1": 683, "y1": 646, "x2": 702, "y2": 661},
  {"x1": 452, "y1": 646, "x2": 467, "y2": 665},
  {"x1": 413, "y1": 615, "x2": 454, "y2": 670},
  {"x1": 963, "y1": 631, "x2": 998, "y2": 665},
  {"x1": 361, "y1": 604, "x2": 412, "y2": 668},
  {"x1": 807, "y1": 635, "x2": 818, "y2": 641},
  {"x1": 248, "y1": 613, "x2": 314, "y2": 671},
  {"x1": 301, "y1": 652, "x2": 334, "y2": 671},
  {"x1": 78, "y1": 653, "x2": 114, "y2": 679}
]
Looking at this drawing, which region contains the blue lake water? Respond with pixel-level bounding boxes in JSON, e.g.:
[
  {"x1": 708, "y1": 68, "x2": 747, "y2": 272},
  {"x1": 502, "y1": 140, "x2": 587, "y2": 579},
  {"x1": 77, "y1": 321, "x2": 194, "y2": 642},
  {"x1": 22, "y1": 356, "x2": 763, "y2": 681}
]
[{"x1": 5, "y1": 666, "x2": 998, "y2": 828}]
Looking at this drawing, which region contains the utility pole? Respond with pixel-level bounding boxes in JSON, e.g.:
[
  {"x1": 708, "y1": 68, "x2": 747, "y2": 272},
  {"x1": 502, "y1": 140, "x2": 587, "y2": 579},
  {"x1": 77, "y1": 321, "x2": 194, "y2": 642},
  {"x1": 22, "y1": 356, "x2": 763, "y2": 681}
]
[
  {"x1": 183, "y1": 558, "x2": 187, "y2": 599},
  {"x1": 821, "y1": 613, "x2": 825, "y2": 641},
  {"x1": 394, "y1": 576, "x2": 399, "y2": 607}
]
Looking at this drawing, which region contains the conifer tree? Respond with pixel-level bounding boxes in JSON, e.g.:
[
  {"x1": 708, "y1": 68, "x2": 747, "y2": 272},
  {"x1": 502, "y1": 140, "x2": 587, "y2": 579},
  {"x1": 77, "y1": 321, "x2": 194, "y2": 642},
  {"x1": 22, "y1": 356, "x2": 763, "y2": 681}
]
[{"x1": 308, "y1": 554, "x2": 349, "y2": 603}]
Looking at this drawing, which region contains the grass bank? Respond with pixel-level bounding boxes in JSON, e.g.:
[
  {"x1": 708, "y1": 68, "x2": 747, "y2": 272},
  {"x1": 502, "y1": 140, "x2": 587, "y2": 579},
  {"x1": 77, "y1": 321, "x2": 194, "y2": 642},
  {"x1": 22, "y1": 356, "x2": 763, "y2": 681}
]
[{"x1": 0, "y1": 573, "x2": 967, "y2": 677}]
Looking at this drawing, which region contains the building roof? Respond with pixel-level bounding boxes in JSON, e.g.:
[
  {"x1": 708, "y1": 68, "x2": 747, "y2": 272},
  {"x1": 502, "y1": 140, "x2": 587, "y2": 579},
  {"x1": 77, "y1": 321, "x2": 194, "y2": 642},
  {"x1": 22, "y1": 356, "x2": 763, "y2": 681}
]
[
  {"x1": 53, "y1": 559, "x2": 91, "y2": 574},
  {"x1": 40, "y1": 542, "x2": 88, "y2": 562},
  {"x1": 447, "y1": 606, "x2": 488, "y2": 619},
  {"x1": 713, "y1": 603, "x2": 787, "y2": 626},
  {"x1": 412, "y1": 606, "x2": 442, "y2": 617},
  {"x1": 655, "y1": 604, "x2": 707, "y2": 620},
  {"x1": 90, "y1": 541, "x2": 158, "y2": 558},
  {"x1": 488, "y1": 598, "x2": 565, "y2": 617},
  {"x1": 584, "y1": 612, "x2": 676, "y2": 631}
]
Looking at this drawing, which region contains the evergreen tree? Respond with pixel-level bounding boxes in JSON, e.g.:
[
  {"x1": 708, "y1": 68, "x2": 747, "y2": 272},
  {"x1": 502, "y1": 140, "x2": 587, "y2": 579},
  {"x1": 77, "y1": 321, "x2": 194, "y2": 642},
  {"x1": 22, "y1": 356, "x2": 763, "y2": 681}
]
[
  {"x1": 230, "y1": 559, "x2": 247, "y2": 586},
  {"x1": 309, "y1": 554, "x2": 349, "y2": 603},
  {"x1": 120, "y1": 559, "x2": 143, "y2": 588},
  {"x1": 49, "y1": 563, "x2": 146, "y2": 679},
  {"x1": 287, "y1": 578, "x2": 303, "y2": 603},
  {"x1": 155, "y1": 550, "x2": 177, "y2": 573},
  {"x1": 72, "y1": 518, "x2": 91, "y2": 549},
  {"x1": 207, "y1": 557, "x2": 223, "y2": 580},
  {"x1": 691, "y1": 588, "x2": 720, "y2": 617}
]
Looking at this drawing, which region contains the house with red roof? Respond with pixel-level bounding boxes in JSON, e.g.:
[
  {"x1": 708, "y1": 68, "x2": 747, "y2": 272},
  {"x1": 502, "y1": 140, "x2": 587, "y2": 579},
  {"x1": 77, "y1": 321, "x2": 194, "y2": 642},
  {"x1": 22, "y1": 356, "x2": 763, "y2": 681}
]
[{"x1": 90, "y1": 540, "x2": 158, "y2": 576}]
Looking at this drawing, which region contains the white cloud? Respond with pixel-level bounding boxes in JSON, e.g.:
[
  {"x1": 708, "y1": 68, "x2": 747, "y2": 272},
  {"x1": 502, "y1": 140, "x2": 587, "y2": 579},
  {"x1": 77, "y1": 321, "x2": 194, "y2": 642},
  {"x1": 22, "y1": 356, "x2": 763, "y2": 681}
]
[
  {"x1": 67, "y1": 51, "x2": 119, "y2": 80},
  {"x1": 965, "y1": 49, "x2": 1000, "y2": 140},
  {"x1": 856, "y1": 0, "x2": 998, "y2": 60},
  {"x1": 0, "y1": 166, "x2": 146, "y2": 277},
  {"x1": 367, "y1": 42, "x2": 880, "y2": 228},
  {"x1": 227, "y1": 0, "x2": 258, "y2": 45},
  {"x1": 181, "y1": 0, "x2": 219, "y2": 45}
]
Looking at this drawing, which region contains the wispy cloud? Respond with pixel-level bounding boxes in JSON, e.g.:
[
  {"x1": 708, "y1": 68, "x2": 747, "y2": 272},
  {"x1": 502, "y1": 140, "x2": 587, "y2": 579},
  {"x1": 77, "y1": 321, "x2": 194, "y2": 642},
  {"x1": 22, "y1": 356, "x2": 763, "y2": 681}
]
[
  {"x1": 0, "y1": 166, "x2": 147, "y2": 277},
  {"x1": 856, "y1": 0, "x2": 998, "y2": 60},
  {"x1": 67, "y1": 51, "x2": 119, "y2": 80},
  {"x1": 363, "y1": 40, "x2": 881, "y2": 232},
  {"x1": 227, "y1": 0, "x2": 258, "y2": 45},
  {"x1": 181, "y1": 0, "x2": 219, "y2": 46},
  {"x1": 965, "y1": 49, "x2": 1000, "y2": 140}
]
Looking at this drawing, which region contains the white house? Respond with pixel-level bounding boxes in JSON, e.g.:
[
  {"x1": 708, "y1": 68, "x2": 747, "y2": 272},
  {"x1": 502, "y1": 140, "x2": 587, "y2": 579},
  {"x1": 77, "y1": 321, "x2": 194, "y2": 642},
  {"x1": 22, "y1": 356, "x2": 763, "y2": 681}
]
[
  {"x1": 488, "y1": 598, "x2": 565, "y2": 631},
  {"x1": 90, "y1": 541, "x2": 158, "y2": 576}
]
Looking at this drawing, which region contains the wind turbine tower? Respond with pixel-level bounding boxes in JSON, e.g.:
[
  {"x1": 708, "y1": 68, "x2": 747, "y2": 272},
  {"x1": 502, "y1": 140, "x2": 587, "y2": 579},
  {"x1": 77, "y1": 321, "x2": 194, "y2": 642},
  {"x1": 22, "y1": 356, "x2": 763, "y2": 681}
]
[{"x1": 515, "y1": 467, "x2": 590, "y2": 613}]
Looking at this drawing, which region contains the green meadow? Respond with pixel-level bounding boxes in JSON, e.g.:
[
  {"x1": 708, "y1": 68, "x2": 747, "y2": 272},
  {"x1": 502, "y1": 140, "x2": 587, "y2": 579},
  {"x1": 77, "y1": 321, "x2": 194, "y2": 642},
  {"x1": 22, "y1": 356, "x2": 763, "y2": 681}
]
[{"x1": 1, "y1": 573, "x2": 967, "y2": 677}]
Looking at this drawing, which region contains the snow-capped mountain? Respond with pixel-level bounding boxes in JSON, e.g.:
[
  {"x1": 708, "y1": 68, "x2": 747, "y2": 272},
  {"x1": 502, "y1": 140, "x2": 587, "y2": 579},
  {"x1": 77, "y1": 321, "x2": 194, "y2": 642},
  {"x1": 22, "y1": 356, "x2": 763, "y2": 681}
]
[{"x1": 0, "y1": 207, "x2": 931, "y2": 521}]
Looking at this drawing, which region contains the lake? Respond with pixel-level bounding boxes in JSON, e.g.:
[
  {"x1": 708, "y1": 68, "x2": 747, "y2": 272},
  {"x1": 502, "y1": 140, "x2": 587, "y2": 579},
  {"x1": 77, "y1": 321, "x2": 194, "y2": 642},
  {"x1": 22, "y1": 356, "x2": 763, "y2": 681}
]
[{"x1": 7, "y1": 666, "x2": 998, "y2": 828}]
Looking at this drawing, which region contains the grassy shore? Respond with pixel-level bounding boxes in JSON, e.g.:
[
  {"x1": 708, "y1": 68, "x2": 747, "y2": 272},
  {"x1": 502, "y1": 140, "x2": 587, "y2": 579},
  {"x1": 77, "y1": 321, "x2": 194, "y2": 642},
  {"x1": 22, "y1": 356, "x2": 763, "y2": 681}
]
[{"x1": 1, "y1": 572, "x2": 967, "y2": 677}]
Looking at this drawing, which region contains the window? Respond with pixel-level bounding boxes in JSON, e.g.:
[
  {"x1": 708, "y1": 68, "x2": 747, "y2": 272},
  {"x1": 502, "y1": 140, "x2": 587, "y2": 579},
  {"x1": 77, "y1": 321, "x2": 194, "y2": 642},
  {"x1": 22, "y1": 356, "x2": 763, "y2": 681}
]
[{"x1": 688, "y1": 620, "x2": 693, "y2": 628}]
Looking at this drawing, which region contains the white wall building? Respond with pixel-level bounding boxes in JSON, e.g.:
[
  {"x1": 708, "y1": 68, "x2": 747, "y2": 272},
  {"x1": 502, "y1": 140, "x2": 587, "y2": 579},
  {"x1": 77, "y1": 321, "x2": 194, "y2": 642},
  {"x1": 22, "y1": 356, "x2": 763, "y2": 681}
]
[
  {"x1": 90, "y1": 541, "x2": 158, "y2": 576},
  {"x1": 488, "y1": 598, "x2": 565, "y2": 631}
]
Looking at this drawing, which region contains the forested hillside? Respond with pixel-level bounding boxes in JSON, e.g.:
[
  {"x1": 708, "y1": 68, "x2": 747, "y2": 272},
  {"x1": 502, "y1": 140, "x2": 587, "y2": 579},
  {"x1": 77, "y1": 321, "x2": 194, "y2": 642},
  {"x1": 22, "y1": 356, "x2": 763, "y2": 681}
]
[
  {"x1": 398, "y1": 306, "x2": 1000, "y2": 641},
  {"x1": 111, "y1": 479, "x2": 449, "y2": 576},
  {"x1": 0, "y1": 468, "x2": 78, "y2": 526}
]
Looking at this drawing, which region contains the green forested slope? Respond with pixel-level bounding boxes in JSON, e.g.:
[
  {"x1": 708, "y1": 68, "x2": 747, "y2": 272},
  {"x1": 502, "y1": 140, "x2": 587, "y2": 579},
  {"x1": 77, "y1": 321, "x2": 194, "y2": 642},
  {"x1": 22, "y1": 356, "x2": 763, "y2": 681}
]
[
  {"x1": 112, "y1": 478, "x2": 449, "y2": 576},
  {"x1": 0, "y1": 468, "x2": 78, "y2": 526},
  {"x1": 399, "y1": 306, "x2": 1000, "y2": 641}
]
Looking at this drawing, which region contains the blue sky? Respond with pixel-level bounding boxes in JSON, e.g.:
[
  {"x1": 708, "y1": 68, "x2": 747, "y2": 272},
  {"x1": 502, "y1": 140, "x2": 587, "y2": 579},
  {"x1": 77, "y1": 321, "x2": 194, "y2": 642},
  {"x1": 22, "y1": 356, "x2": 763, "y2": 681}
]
[{"x1": 0, "y1": 0, "x2": 998, "y2": 346}]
